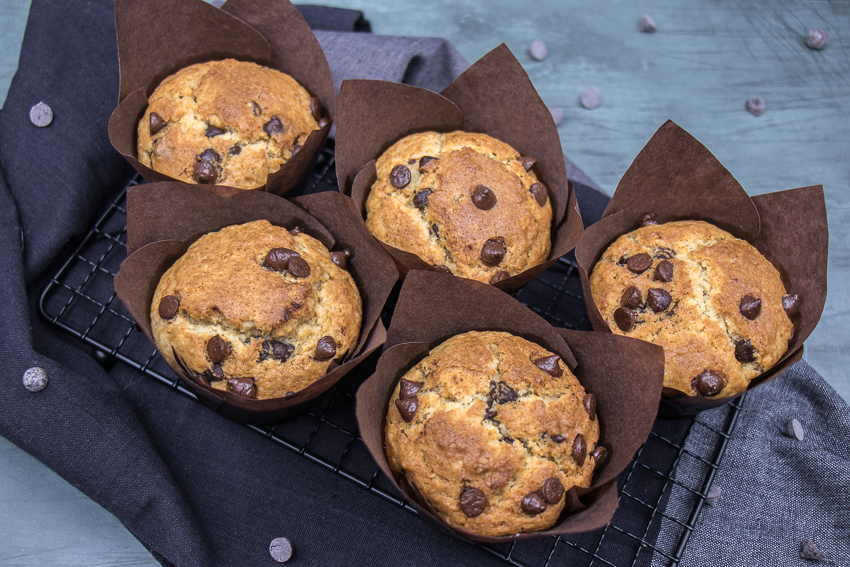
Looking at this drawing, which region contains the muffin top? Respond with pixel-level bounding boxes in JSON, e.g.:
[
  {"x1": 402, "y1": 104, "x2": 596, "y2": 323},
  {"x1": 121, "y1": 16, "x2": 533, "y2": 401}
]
[
  {"x1": 366, "y1": 131, "x2": 553, "y2": 284},
  {"x1": 385, "y1": 331, "x2": 602, "y2": 537},
  {"x1": 138, "y1": 59, "x2": 322, "y2": 189},
  {"x1": 589, "y1": 220, "x2": 794, "y2": 398},
  {"x1": 151, "y1": 220, "x2": 361, "y2": 400}
]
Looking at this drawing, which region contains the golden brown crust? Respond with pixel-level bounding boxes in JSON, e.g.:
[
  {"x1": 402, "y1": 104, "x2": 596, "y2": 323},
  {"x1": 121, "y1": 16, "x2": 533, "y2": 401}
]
[
  {"x1": 150, "y1": 220, "x2": 361, "y2": 399},
  {"x1": 366, "y1": 132, "x2": 553, "y2": 283},
  {"x1": 138, "y1": 60, "x2": 320, "y2": 189},
  {"x1": 384, "y1": 331, "x2": 600, "y2": 537},
  {"x1": 589, "y1": 220, "x2": 793, "y2": 398}
]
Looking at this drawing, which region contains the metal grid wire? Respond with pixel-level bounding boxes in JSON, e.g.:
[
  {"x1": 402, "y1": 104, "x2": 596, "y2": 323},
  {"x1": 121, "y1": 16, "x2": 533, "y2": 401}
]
[{"x1": 39, "y1": 143, "x2": 743, "y2": 567}]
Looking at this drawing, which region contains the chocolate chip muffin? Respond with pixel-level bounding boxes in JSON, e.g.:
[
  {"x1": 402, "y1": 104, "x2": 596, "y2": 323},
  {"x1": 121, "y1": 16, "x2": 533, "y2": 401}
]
[
  {"x1": 138, "y1": 59, "x2": 324, "y2": 189},
  {"x1": 384, "y1": 331, "x2": 603, "y2": 537},
  {"x1": 589, "y1": 220, "x2": 796, "y2": 398},
  {"x1": 365, "y1": 131, "x2": 553, "y2": 284},
  {"x1": 150, "y1": 220, "x2": 360, "y2": 399}
]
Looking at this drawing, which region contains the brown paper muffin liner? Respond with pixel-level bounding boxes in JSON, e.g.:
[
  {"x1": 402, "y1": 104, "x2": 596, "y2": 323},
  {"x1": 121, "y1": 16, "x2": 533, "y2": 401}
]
[
  {"x1": 334, "y1": 44, "x2": 583, "y2": 292},
  {"x1": 108, "y1": 0, "x2": 334, "y2": 196},
  {"x1": 575, "y1": 120, "x2": 828, "y2": 418},
  {"x1": 355, "y1": 271, "x2": 664, "y2": 543},
  {"x1": 114, "y1": 182, "x2": 398, "y2": 424}
]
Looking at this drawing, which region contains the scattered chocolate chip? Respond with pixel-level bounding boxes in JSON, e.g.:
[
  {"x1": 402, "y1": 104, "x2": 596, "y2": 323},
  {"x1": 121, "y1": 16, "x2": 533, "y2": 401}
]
[
  {"x1": 314, "y1": 336, "x2": 336, "y2": 360},
  {"x1": 572, "y1": 434, "x2": 587, "y2": 466},
  {"x1": 591, "y1": 446, "x2": 608, "y2": 469},
  {"x1": 521, "y1": 492, "x2": 547, "y2": 515},
  {"x1": 22, "y1": 367, "x2": 48, "y2": 392},
  {"x1": 459, "y1": 488, "x2": 487, "y2": 517},
  {"x1": 638, "y1": 14, "x2": 657, "y2": 32},
  {"x1": 330, "y1": 249, "x2": 351, "y2": 269},
  {"x1": 739, "y1": 294, "x2": 762, "y2": 320},
  {"x1": 149, "y1": 112, "x2": 166, "y2": 135},
  {"x1": 520, "y1": 157, "x2": 537, "y2": 170},
  {"x1": 264, "y1": 116, "x2": 283, "y2": 135},
  {"x1": 530, "y1": 182, "x2": 548, "y2": 206},
  {"x1": 481, "y1": 239, "x2": 506, "y2": 267},
  {"x1": 287, "y1": 257, "x2": 311, "y2": 278},
  {"x1": 745, "y1": 98, "x2": 766, "y2": 117},
  {"x1": 620, "y1": 286, "x2": 643, "y2": 309},
  {"x1": 533, "y1": 355, "x2": 563, "y2": 377},
  {"x1": 390, "y1": 164, "x2": 411, "y2": 188},
  {"x1": 581, "y1": 87, "x2": 601, "y2": 109},
  {"x1": 489, "y1": 271, "x2": 510, "y2": 285},
  {"x1": 264, "y1": 248, "x2": 300, "y2": 271},
  {"x1": 552, "y1": 435, "x2": 566, "y2": 443},
  {"x1": 647, "y1": 288, "x2": 672, "y2": 312},
  {"x1": 207, "y1": 335, "x2": 231, "y2": 364},
  {"x1": 158, "y1": 295, "x2": 180, "y2": 319},
  {"x1": 309, "y1": 97, "x2": 322, "y2": 121},
  {"x1": 614, "y1": 307, "x2": 635, "y2": 332},
  {"x1": 692, "y1": 370, "x2": 726, "y2": 397},
  {"x1": 806, "y1": 29, "x2": 829, "y2": 50},
  {"x1": 583, "y1": 394, "x2": 597, "y2": 421},
  {"x1": 654, "y1": 260, "x2": 674, "y2": 282},
  {"x1": 541, "y1": 477, "x2": 564, "y2": 504},
  {"x1": 318, "y1": 117, "x2": 329, "y2": 128},
  {"x1": 781, "y1": 418, "x2": 805, "y2": 441},
  {"x1": 528, "y1": 40, "x2": 549, "y2": 61},
  {"x1": 704, "y1": 485, "x2": 721, "y2": 506},
  {"x1": 490, "y1": 380, "x2": 518, "y2": 404},
  {"x1": 550, "y1": 106, "x2": 564, "y2": 125},
  {"x1": 395, "y1": 397, "x2": 418, "y2": 422},
  {"x1": 289, "y1": 226, "x2": 301, "y2": 236},
  {"x1": 800, "y1": 539, "x2": 825, "y2": 561},
  {"x1": 735, "y1": 339, "x2": 755, "y2": 363},
  {"x1": 198, "y1": 149, "x2": 220, "y2": 163},
  {"x1": 419, "y1": 155, "x2": 438, "y2": 170},
  {"x1": 270, "y1": 341, "x2": 294, "y2": 363},
  {"x1": 641, "y1": 214, "x2": 658, "y2": 227},
  {"x1": 433, "y1": 264, "x2": 452, "y2": 274},
  {"x1": 227, "y1": 377, "x2": 256, "y2": 399},
  {"x1": 269, "y1": 537, "x2": 293, "y2": 563},
  {"x1": 627, "y1": 253, "x2": 653, "y2": 273},
  {"x1": 783, "y1": 293, "x2": 800, "y2": 316},
  {"x1": 412, "y1": 188, "x2": 432, "y2": 208},
  {"x1": 472, "y1": 185, "x2": 497, "y2": 210},
  {"x1": 205, "y1": 125, "x2": 225, "y2": 137},
  {"x1": 193, "y1": 160, "x2": 217, "y2": 184},
  {"x1": 252, "y1": 102, "x2": 262, "y2": 116},
  {"x1": 229, "y1": 145, "x2": 241, "y2": 155},
  {"x1": 399, "y1": 378, "x2": 423, "y2": 399}
]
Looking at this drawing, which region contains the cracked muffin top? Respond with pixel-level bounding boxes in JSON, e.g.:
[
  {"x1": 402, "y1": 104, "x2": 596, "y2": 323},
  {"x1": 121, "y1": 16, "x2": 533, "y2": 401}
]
[
  {"x1": 589, "y1": 220, "x2": 795, "y2": 398},
  {"x1": 365, "y1": 131, "x2": 553, "y2": 284},
  {"x1": 137, "y1": 59, "x2": 323, "y2": 189},
  {"x1": 384, "y1": 331, "x2": 603, "y2": 537},
  {"x1": 150, "y1": 220, "x2": 361, "y2": 400}
]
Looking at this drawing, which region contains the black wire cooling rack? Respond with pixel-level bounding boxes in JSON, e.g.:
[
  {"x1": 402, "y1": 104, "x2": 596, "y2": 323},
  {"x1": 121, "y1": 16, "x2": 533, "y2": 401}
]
[{"x1": 39, "y1": 142, "x2": 743, "y2": 567}]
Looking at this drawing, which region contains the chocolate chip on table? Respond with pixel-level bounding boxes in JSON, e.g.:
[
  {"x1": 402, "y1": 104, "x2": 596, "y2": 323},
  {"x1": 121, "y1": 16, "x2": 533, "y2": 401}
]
[
  {"x1": 521, "y1": 492, "x2": 547, "y2": 515},
  {"x1": 419, "y1": 156, "x2": 438, "y2": 170},
  {"x1": 783, "y1": 293, "x2": 800, "y2": 316},
  {"x1": 580, "y1": 87, "x2": 601, "y2": 110},
  {"x1": 530, "y1": 183, "x2": 548, "y2": 206},
  {"x1": 528, "y1": 40, "x2": 549, "y2": 61},
  {"x1": 317, "y1": 117, "x2": 329, "y2": 129},
  {"x1": 459, "y1": 488, "x2": 487, "y2": 517},
  {"x1": 433, "y1": 264, "x2": 452, "y2": 274},
  {"x1": 620, "y1": 286, "x2": 643, "y2": 309},
  {"x1": 390, "y1": 164, "x2": 411, "y2": 188},
  {"x1": 22, "y1": 367, "x2": 48, "y2": 392},
  {"x1": 205, "y1": 125, "x2": 225, "y2": 137},
  {"x1": 591, "y1": 446, "x2": 608, "y2": 469},
  {"x1": 704, "y1": 485, "x2": 722, "y2": 506},
  {"x1": 638, "y1": 14, "x2": 657, "y2": 32},
  {"x1": 654, "y1": 260, "x2": 674, "y2": 282},
  {"x1": 641, "y1": 214, "x2": 658, "y2": 227},
  {"x1": 541, "y1": 477, "x2": 564, "y2": 504},
  {"x1": 692, "y1": 370, "x2": 726, "y2": 397},
  {"x1": 252, "y1": 102, "x2": 262, "y2": 116},
  {"x1": 490, "y1": 380, "x2": 518, "y2": 404},
  {"x1": 627, "y1": 253, "x2": 653, "y2": 273},
  {"x1": 583, "y1": 394, "x2": 597, "y2": 421},
  {"x1": 550, "y1": 107, "x2": 564, "y2": 125},
  {"x1": 745, "y1": 98, "x2": 766, "y2": 117},
  {"x1": 781, "y1": 418, "x2": 805, "y2": 441},
  {"x1": 739, "y1": 294, "x2": 762, "y2": 320},
  {"x1": 481, "y1": 239, "x2": 506, "y2": 267},
  {"x1": 413, "y1": 188, "x2": 432, "y2": 208},
  {"x1": 471, "y1": 185, "x2": 497, "y2": 210},
  {"x1": 395, "y1": 397, "x2": 418, "y2": 422},
  {"x1": 532, "y1": 355, "x2": 563, "y2": 377},
  {"x1": 287, "y1": 257, "x2": 311, "y2": 278},
  {"x1": 572, "y1": 434, "x2": 587, "y2": 466},
  {"x1": 269, "y1": 537, "x2": 293, "y2": 563},
  {"x1": 800, "y1": 538, "x2": 825, "y2": 561},
  {"x1": 310, "y1": 97, "x2": 321, "y2": 121},
  {"x1": 158, "y1": 295, "x2": 180, "y2": 319},
  {"x1": 647, "y1": 288, "x2": 672, "y2": 312},
  {"x1": 735, "y1": 339, "x2": 755, "y2": 363},
  {"x1": 806, "y1": 29, "x2": 829, "y2": 50},
  {"x1": 264, "y1": 116, "x2": 284, "y2": 135},
  {"x1": 399, "y1": 378, "x2": 424, "y2": 399},
  {"x1": 149, "y1": 112, "x2": 166, "y2": 135},
  {"x1": 489, "y1": 271, "x2": 510, "y2": 285},
  {"x1": 264, "y1": 248, "x2": 300, "y2": 271},
  {"x1": 314, "y1": 336, "x2": 337, "y2": 360},
  {"x1": 613, "y1": 307, "x2": 635, "y2": 332},
  {"x1": 330, "y1": 249, "x2": 351, "y2": 269},
  {"x1": 207, "y1": 335, "x2": 231, "y2": 363},
  {"x1": 520, "y1": 157, "x2": 537, "y2": 170},
  {"x1": 227, "y1": 377, "x2": 257, "y2": 399},
  {"x1": 193, "y1": 160, "x2": 217, "y2": 184}
]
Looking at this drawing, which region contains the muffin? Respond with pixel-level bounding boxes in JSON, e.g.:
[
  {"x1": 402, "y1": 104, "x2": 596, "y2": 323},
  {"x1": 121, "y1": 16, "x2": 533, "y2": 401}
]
[
  {"x1": 384, "y1": 331, "x2": 603, "y2": 537},
  {"x1": 150, "y1": 220, "x2": 361, "y2": 399},
  {"x1": 589, "y1": 220, "x2": 795, "y2": 398},
  {"x1": 365, "y1": 131, "x2": 553, "y2": 284},
  {"x1": 138, "y1": 59, "x2": 323, "y2": 189}
]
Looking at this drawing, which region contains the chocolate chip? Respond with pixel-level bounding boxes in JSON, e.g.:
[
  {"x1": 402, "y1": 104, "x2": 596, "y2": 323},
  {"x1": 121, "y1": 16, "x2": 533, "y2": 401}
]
[
  {"x1": 489, "y1": 271, "x2": 510, "y2": 285},
  {"x1": 312, "y1": 336, "x2": 336, "y2": 361},
  {"x1": 591, "y1": 446, "x2": 608, "y2": 469},
  {"x1": 782, "y1": 418, "x2": 805, "y2": 441},
  {"x1": 704, "y1": 485, "x2": 721, "y2": 506},
  {"x1": 264, "y1": 248, "x2": 300, "y2": 271},
  {"x1": 581, "y1": 87, "x2": 601, "y2": 110},
  {"x1": 264, "y1": 116, "x2": 283, "y2": 135},
  {"x1": 541, "y1": 477, "x2": 564, "y2": 504},
  {"x1": 692, "y1": 370, "x2": 726, "y2": 397},
  {"x1": 269, "y1": 341, "x2": 294, "y2": 363},
  {"x1": 484, "y1": 409, "x2": 498, "y2": 420},
  {"x1": 395, "y1": 397, "x2": 418, "y2": 422},
  {"x1": 330, "y1": 249, "x2": 351, "y2": 269},
  {"x1": 205, "y1": 125, "x2": 225, "y2": 137},
  {"x1": 552, "y1": 435, "x2": 566, "y2": 443},
  {"x1": 745, "y1": 98, "x2": 766, "y2": 117},
  {"x1": 252, "y1": 102, "x2": 262, "y2": 116},
  {"x1": 490, "y1": 380, "x2": 518, "y2": 404},
  {"x1": 739, "y1": 294, "x2": 762, "y2": 320},
  {"x1": 654, "y1": 260, "x2": 673, "y2": 282},
  {"x1": 419, "y1": 155, "x2": 438, "y2": 170},
  {"x1": 638, "y1": 14, "x2": 657, "y2": 32},
  {"x1": 399, "y1": 378, "x2": 423, "y2": 399},
  {"x1": 268, "y1": 537, "x2": 293, "y2": 563},
  {"x1": 390, "y1": 165, "x2": 411, "y2": 188},
  {"x1": 229, "y1": 145, "x2": 242, "y2": 156},
  {"x1": 641, "y1": 214, "x2": 658, "y2": 227},
  {"x1": 287, "y1": 257, "x2": 311, "y2": 278},
  {"x1": 193, "y1": 160, "x2": 217, "y2": 184},
  {"x1": 289, "y1": 226, "x2": 301, "y2": 236},
  {"x1": 800, "y1": 538, "x2": 825, "y2": 561},
  {"x1": 530, "y1": 183, "x2": 548, "y2": 206},
  {"x1": 29, "y1": 102, "x2": 53, "y2": 128},
  {"x1": 583, "y1": 394, "x2": 597, "y2": 421},
  {"x1": 533, "y1": 355, "x2": 563, "y2": 377},
  {"x1": 572, "y1": 434, "x2": 587, "y2": 466},
  {"x1": 227, "y1": 377, "x2": 256, "y2": 399},
  {"x1": 158, "y1": 295, "x2": 180, "y2": 319},
  {"x1": 471, "y1": 185, "x2": 497, "y2": 210},
  {"x1": 198, "y1": 149, "x2": 219, "y2": 164},
  {"x1": 620, "y1": 286, "x2": 643, "y2": 309},
  {"x1": 433, "y1": 264, "x2": 452, "y2": 274},
  {"x1": 783, "y1": 293, "x2": 800, "y2": 316},
  {"x1": 412, "y1": 188, "x2": 432, "y2": 208},
  {"x1": 614, "y1": 307, "x2": 635, "y2": 332},
  {"x1": 647, "y1": 288, "x2": 672, "y2": 312},
  {"x1": 430, "y1": 223, "x2": 439, "y2": 237},
  {"x1": 318, "y1": 117, "x2": 330, "y2": 128},
  {"x1": 285, "y1": 391, "x2": 296, "y2": 398},
  {"x1": 481, "y1": 239, "x2": 506, "y2": 267},
  {"x1": 528, "y1": 40, "x2": 549, "y2": 61},
  {"x1": 735, "y1": 339, "x2": 755, "y2": 363},
  {"x1": 149, "y1": 112, "x2": 166, "y2": 135},
  {"x1": 291, "y1": 143, "x2": 302, "y2": 155},
  {"x1": 520, "y1": 157, "x2": 537, "y2": 170},
  {"x1": 310, "y1": 97, "x2": 321, "y2": 121},
  {"x1": 627, "y1": 253, "x2": 653, "y2": 273},
  {"x1": 207, "y1": 335, "x2": 230, "y2": 364},
  {"x1": 806, "y1": 29, "x2": 829, "y2": 50},
  {"x1": 459, "y1": 488, "x2": 487, "y2": 517},
  {"x1": 22, "y1": 367, "x2": 48, "y2": 392},
  {"x1": 521, "y1": 492, "x2": 547, "y2": 515}
]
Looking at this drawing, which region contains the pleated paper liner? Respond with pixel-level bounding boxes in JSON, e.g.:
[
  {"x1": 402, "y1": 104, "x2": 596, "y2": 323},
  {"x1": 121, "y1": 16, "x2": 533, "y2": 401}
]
[
  {"x1": 355, "y1": 271, "x2": 664, "y2": 543},
  {"x1": 114, "y1": 182, "x2": 398, "y2": 423},
  {"x1": 108, "y1": 0, "x2": 334, "y2": 196},
  {"x1": 575, "y1": 120, "x2": 828, "y2": 418},
  {"x1": 335, "y1": 44, "x2": 583, "y2": 292}
]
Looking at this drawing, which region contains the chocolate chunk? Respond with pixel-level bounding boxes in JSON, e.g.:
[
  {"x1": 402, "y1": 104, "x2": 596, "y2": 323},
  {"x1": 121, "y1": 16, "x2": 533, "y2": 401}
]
[
  {"x1": 782, "y1": 418, "x2": 805, "y2": 441},
  {"x1": 395, "y1": 397, "x2": 418, "y2": 422},
  {"x1": 433, "y1": 264, "x2": 452, "y2": 274},
  {"x1": 207, "y1": 335, "x2": 230, "y2": 363},
  {"x1": 419, "y1": 155, "x2": 437, "y2": 170},
  {"x1": 783, "y1": 293, "x2": 800, "y2": 316},
  {"x1": 591, "y1": 446, "x2": 608, "y2": 469},
  {"x1": 285, "y1": 391, "x2": 296, "y2": 398},
  {"x1": 270, "y1": 341, "x2": 294, "y2": 362},
  {"x1": 430, "y1": 223, "x2": 439, "y2": 237},
  {"x1": 583, "y1": 394, "x2": 597, "y2": 421},
  {"x1": 654, "y1": 260, "x2": 673, "y2": 282},
  {"x1": 541, "y1": 477, "x2": 564, "y2": 504},
  {"x1": 614, "y1": 307, "x2": 635, "y2": 332},
  {"x1": 252, "y1": 101, "x2": 262, "y2": 116},
  {"x1": 205, "y1": 125, "x2": 225, "y2": 137},
  {"x1": 620, "y1": 286, "x2": 643, "y2": 309},
  {"x1": 647, "y1": 288, "x2": 672, "y2": 312},
  {"x1": 745, "y1": 98, "x2": 766, "y2": 117},
  {"x1": 572, "y1": 434, "x2": 587, "y2": 466},
  {"x1": 149, "y1": 112, "x2": 166, "y2": 135},
  {"x1": 314, "y1": 336, "x2": 337, "y2": 360},
  {"x1": 490, "y1": 380, "x2": 518, "y2": 404},
  {"x1": 459, "y1": 488, "x2": 487, "y2": 517},
  {"x1": 399, "y1": 378, "x2": 423, "y2": 399},
  {"x1": 806, "y1": 29, "x2": 829, "y2": 50},
  {"x1": 489, "y1": 271, "x2": 510, "y2": 285},
  {"x1": 264, "y1": 116, "x2": 283, "y2": 135},
  {"x1": 484, "y1": 409, "x2": 498, "y2": 420},
  {"x1": 552, "y1": 435, "x2": 566, "y2": 443},
  {"x1": 229, "y1": 145, "x2": 242, "y2": 156},
  {"x1": 692, "y1": 370, "x2": 726, "y2": 397},
  {"x1": 227, "y1": 377, "x2": 256, "y2": 399},
  {"x1": 287, "y1": 257, "x2": 311, "y2": 278},
  {"x1": 530, "y1": 182, "x2": 548, "y2": 206},
  {"x1": 199, "y1": 149, "x2": 220, "y2": 163},
  {"x1": 627, "y1": 253, "x2": 653, "y2": 273},
  {"x1": 520, "y1": 157, "x2": 536, "y2": 170},
  {"x1": 800, "y1": 539, "x2": 825, "y2": 561},
  {"x1": 581, "y1": 87, "x2": 601, "y2": 110},
  {"x1": 412, "y1": 188, "x2": 432, "y2": 208},
  {"x1": 735, "y1": 339, "x2": 755, "y2": 363},
  {"x1": 264, "y1": 248, "x2": 300, "y2": 271},
  {"x1": 521, "y1": 492, "x2": 547, "y2": 515},
  {"x1": 481, "y1": 239, "x2": 506, "y2": 267},
  {"x1": 533, "y1": 355, "x2": 563, "y2": 377},
  {"x1": 289, "y1": 226, "x2": 301, "y2": 236},
  {"x1": 390, "y1": 165, "x2": 411, "y2": 188},
  {"x1": 211, "y1": 363, "x2": 224, "y2": 379},
  {"x1": 318, "y1": 117, "x2": 329, "y2": 128},
  {"x1": 471, "y1": 185, "x2": 497, "y2": 210},
  {"x1": 330, "y1": 249, "x2": 351, "y2": 269},
  {"x1": 638, "y1": 14, "x2": 657, "y2": 32},
  {"x1": 704, "y1": 485, "x2": 721, "y2": 506},
  {"x1": 158, "y1": 295, "x2": 179, "y2": 319},
  {"x1": 193, "y1": 160, "x2": 217, "y2": 184},
  {"x1": 310, "y1": 97, "x2": 321, "y2": 121},
  {"x1": 739, "y1": 294, "x2": 762, "y2": 320}
]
